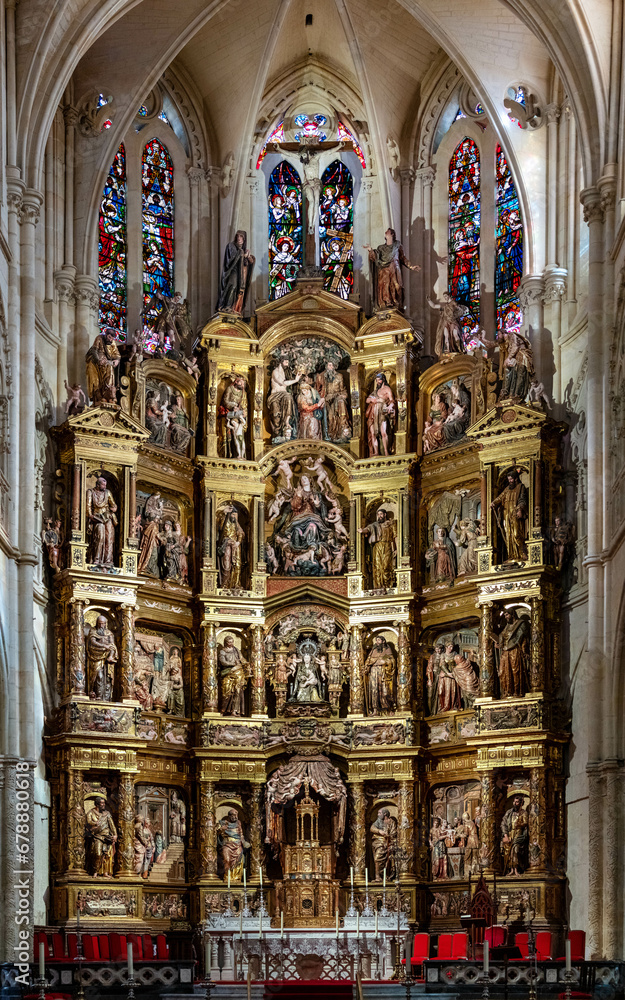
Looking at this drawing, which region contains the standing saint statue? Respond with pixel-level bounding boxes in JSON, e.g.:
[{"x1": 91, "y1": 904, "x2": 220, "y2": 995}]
[
  {"x1": 364, "y1": 636, "x2": 396, "y2": 714},
  {"x1": 315, "y1": 362, "x2": 351, "y2": 443},
  {"x1": 369, "y1": 807, "x2": 397, "y2": 881},
  {"x1": 428, "y1": 292, "x2": 468, "y2": 357},
  {"x1": 218, "y1": 807, "x2": 249, "y2": 881},
  {"x1": 217, "y1": 506, "x2": 245, "y2": 589},
  {"x1": 493, "y1": 608, "x2": 530, "y2": 698},
  {"x1": 216, "y1": 230, "x2": 255, "y2": 315},
  {"x1": 86, "y1": 614, "x2": 118, "y2": 701},
  {"x1": 219, "y1": 634, "x2": 249, "y2": 716},
  {"x1": 358, "y1": 508, "x2": 397, "y2": 590},
  {"x1": 169, "y1": 790, "x2": 187, "y2": 843},
  {"x1": 365, "y1": 373, "x2": 396, "y2": 456},
  {"x1": 491, "y1": 469, "x2": 528, "y2": 561},
  {"x1": 86, "y1": 331, "x2": 121, "y2": 404},
  {"x1": 85, "y1": 795, "x2": 117, "y2": 877},
  {"x1": 86, "y1": 477, "x2": 118, "y2": 570},
  {"x1": 166, "y1": 648, "x2": 185, "y2": 716},
  {"x1": 456, "y1": 519, "x2": 479, "y2": 575},
  {"x1": 138, "y1": 492, "x2": 163, "y2": 575},
  {"x1": 500, "y1": 794, "x2": 529, "y2": 875},
  {"x1": 41, "y1": 518, "x2": 63, "y2": 573},
  {"x1": 364, "y1": 228, "x2": 420, "y2": 311},
  {"x1": 220, "y1": 374, "x2": 248, "y2": 459},
  {"x1": 267, "y1": 357, "x2": 301, "y2": 442},
  {"x1": 425, "y1": 527, "x2": 457, "y2": 585}
]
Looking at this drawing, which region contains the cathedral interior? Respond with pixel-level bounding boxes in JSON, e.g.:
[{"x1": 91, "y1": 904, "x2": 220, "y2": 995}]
[{"x1": 2, "y1": 0, "x2": 625, "y2": 994}]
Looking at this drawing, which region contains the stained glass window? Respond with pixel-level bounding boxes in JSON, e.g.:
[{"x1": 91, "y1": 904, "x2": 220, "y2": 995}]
[
  {"x1": 142, "y1": 139, "x2": 174, "y2": 352},
  {"x1": 337, "y1": 121, "x2": 366, "y2": 168},
  {"x1": 294, "y1": 113, "x2": 327, "y2": 143},
  {"x1": 98, "y1": 93, "x2": 112, "y2": 130},
  {"x1": 319, "y1": 161, "x2": 353, "y2": 299},
  {"x1": 256, "y1": 121, "x2": 285, "y2": 168},
  {"x1": 268, "y1": 161, "x2": 303, "y2": 300},
  {"x1": 448, "y1": 137, "x2": 480, "y2": 346},
  {"x1": 495, "y1": 144, "x2": 523, "y2": 335},
  {"x1": 98, "y1": 143, "x2": 127, "y2": 337}
]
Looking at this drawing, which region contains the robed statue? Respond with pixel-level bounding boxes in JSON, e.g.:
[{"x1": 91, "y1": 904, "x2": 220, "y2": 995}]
[
  {"x1": 86, "y1": 614, "x2": 118, "y2": 701},
  {"x1": 358, "y1": 508, "x2": 397, "y2": 590},
  {"x1": 370, "y1": 807, "x2": 397, "y2": 880},
  {"x1": 86, "y1": 331, "x2": 121, "y2": 404},
  {"x1": 216, "y1": 230, "x2": 255, "y2": 315},
  {"x1": 501, "y1": 794, "x2": 529, "y2": 875},
  {"x1": 219, "y1": 634, "x2": 249, "y2": 715},
  {"x1": 86, "y1": 477, "x2": 118, "y2": 570},
  {"x1": 491, "y1": 469, "x2": 528, "y2": 561},
  {"x1": 364, "y1": 228, "x2": 420, "y2": 311},
  {"x1": 218, "y1": 807, "x2": 249, "y2": 881},
  {"x1": 85, "y1": 795, "x2": 117, "y2": 877},
  {"x1": 493, "y1": 608, "x2": 530, "y2": 698},
  {"x1": 364, "y1": 636, "x2": 396, "y2": 714}
]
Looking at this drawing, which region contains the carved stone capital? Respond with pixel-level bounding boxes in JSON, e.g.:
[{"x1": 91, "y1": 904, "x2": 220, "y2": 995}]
[
  {"x1": 415, "y1": 165, "x2": 436, "y2": 188},
  {"x1": 580, "y1": 186, "x2": 604, "y2": 225},
  {"x1": 62, "y1": 104, "x2": 80, "y2": 130},
  {"x1": 20, "y1": 191, "x2": 42, "y2": 227},
  {"x1": 77, "y1": 96, "x2": 114, "y2": 137},
  {"x1": 598, "y1": 176, "x2": 617, "y2": 214},
  {"x1": 543, "y1": 266, "x2": 567, "y2": 302},
  {"x1": 517, "y1": 274, "x2": 544, "y2": 310},
  {"x1": 544, "y1": 102, "x2": 561, "y2": 126},
  {"x1": 399, "y1": 167, "x2": 415, "y2": 185},
  {"x1": 187, "y1": 166, "x2": 205, "y2": 187},
  {"x1": 54, "y1": 268, "x2": 76, "y2": 304},
  {"x1": 6, "y1": 188, "x2": 22, "y2": 216},
  {"x1": 205, "y1": 165, "x2": 223, "y2": 192},
  {"x1": 74, "y1": 274, "x2": 99, "y2": 312}
]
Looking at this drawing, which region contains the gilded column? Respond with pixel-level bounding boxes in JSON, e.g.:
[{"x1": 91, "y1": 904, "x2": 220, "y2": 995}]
[
  {"x1": 480, "y1": 772, "x2": 497, "y2": 872},
  {"x1": 67, "y1": 769, "x2": 86, "y2": 875},
  {"x1": 128, "y1": 471, "x2": 137, "y2": 539},
  {"x1": 396, "y1": 621, "x2": 411, "y2": 711},
  {"x1": 69, "y1": 599, "x2": 86, "y2": 696},
  {"x1": 249, "y1": 785, "x2": 264, "y2": 878},
  {"x1": 71, "y1": 463, "x2": 81, "y2": 532},
  {"x1": 479, "y1": 603, "x2": 495, "y2": 697},
  {"x1": 120, "y1": 605, "x2": 135, "y2": 700},
  {"x1": 533, "y1": 460, "x2": 542, "y2": 530},
  {"x1": 117, "y1": 774, "x2": 135, "y2": 876},
  {"x1": 398, "y1": 780, "x2": 414, "y2": 875},
  {"x1": 530, "y1": 596, "x2": 545, "y2": 693},
  {"x1": 251, "y1": 625, "x2": 266, "y2": 716},
  {"x1": 349, "y1": 625, "x2": 364, "y2": 715},
  {"x1": 529, "y1": 767, "x2": 547, "y2": 872},
  {"x1": 480, "y1": 472, "x2": 487, "y2": 537},
  {"x1": 202, "y1": 623, "x2": 218, "y2": 713},
  {"x1": 350, "y1": 782, "x2": 366, "y2": 876},
  {"x1": 199, "y1": 781, "x2": 218, "y2": 877}
]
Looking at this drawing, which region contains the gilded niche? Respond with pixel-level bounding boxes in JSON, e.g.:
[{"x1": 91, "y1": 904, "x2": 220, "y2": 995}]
[
  {"x1": 136, "y1": 490, "x2": 192, "y2": 586},
  {"x1": 133, "y1": 628, "x2": 187, "y2": 717},
  {"x1": 425, "y1": 626, "x2": 480, "y2": 716},
  {"x1": 429, "y1": 781, "x2": 481, "y2": 881}
]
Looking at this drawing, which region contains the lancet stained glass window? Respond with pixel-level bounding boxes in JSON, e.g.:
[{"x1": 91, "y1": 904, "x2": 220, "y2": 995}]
[
  {"x1": 495, "y1": 144, "x2": 523, "y2": 335},
  {"x1": 268, "y1": 161, "x2": 303, "y2": 300},
  {"x1": 319, "y1": 161, "x2": 354, "y2": 299},
  {"x1": 142, "y1": 139, "x2": 174, "y2": 351},
  {"x1": 448, "y1": 137, "x2": 480, "y2": 345},
  {"x1": 256, "y1": 121, "x2": 285, "y2": 169},
  {"x1": 98, "y1": 143, "x2": 127, "y2": 337}
]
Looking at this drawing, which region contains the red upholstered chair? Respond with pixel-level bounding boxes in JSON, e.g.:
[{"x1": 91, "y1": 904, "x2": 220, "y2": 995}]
[
  {"x1": 109, "y1": 933, "x2": 128, "y2": 961},
  {"x1": 484, "y1": 926, "x2": 507, "y2": 948},
  {"x1": 156, "y1": 934, "x2": 169, "y2": 960},
  {"x1": 51, "y1": 933, "x2": 66, "y2": 960},
  {"x1": 437, "y1": 933, "x2": 453, "y2": 959},
  {"x1": 128, "y1": 934, "x2": 143, "y2": 960},
  {"x1": 536, "y1": 931, "x2": 553, "y2": 960},
  {"x1": 557, "y1": 931, "x2": 586, "y2": 962},
  {"x1": 34, "y1": 931, "x2": 51, "y2": 960},
  {"x1": 67, "y1": 934, "x2": 78, "y2": 960},
  {"x1": 82, "y1": 935, "x2": 96, "y2": 961},
  {"x1": 514, "y1": 932, "x2": 529, "y2": 959},
  {"x1": 98, "y1": 935, "x2": 110, "y2": 961},
  {"x1": 400, "y1": 933, "x2": 430, "y2": 977},
  {"x1": 452, "y1": 932, "x2": 469, "y2": 960},
  {"x1": 143, "y1": 934, "x2": 155, "y2": 960}
]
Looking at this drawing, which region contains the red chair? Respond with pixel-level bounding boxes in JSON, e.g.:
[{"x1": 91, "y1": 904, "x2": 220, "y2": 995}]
[
  {"x1": 452, "y1": 932, "x2": 469, "y2": 960},
  {"x1": 98, "y1": 935, "x2": 110, "y2": 961},
  {"x1": 437, "y1": 933, "x2": 453, "y2": 959},
  {"x1": 51, "y1": 933, "x2": 66, "y2": 960},
  {"x1": 67, "y1": 934, "x2": 78, "y2": 960},
  {"x1": 536, "y1": 931, "x2": 552, "y2": 961},
  {"x1": 109, "y1": 933, "x2": 128, "y2": 961},
  {"x1": 400, "y1": 933, "x2": 430, "y2": 978},
  {"x1": 557, "y1": 931, "x2": 586, "y2": 962},
  {"x1": 515, "y1": 932, "x2": 529, "y2": 959},
  {"x1": 143, "y1": 934, "x2": 154, "y2": 960},
  {"x1": 485, "y1": 926, "x2": 507, "y2": 948},
  {"x1": 127, "y1": 934, "x2": 143, "y2": 960},
  {"x1": 156, "y1": 934, "x2": 169, "y2": 960},
  {"x1": 82, "y1": 935, "x2": 96, "y2": 961},
  {"x1": 34, "y1": 932, "x2": 49, "y2": 960}
]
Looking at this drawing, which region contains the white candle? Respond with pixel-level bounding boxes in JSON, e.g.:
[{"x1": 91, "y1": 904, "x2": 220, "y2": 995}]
[
  {"x1": 335, "y1": 909, "x2": 339, "y2": 938},
  {"x1": 228, "y1": 870, "x2": 231, "y2": 890},
  {"x1": 365, "y1": 869, "x2": 368, "y2": 889},
  {"x1": 280, "y1": 910, "x2": 284, "y2": 939},
  {"x1": 259, "y1": 866, "x2": 263, "y2": 888},
  {"x1": 128, "y1": 942, "x2": 134, "y2": 979},
  {"x1": 375, "y1": 909, "x2": 379, "y2": 937},
  {"x1": 205, "y1": 939, "x2": 210, "y2": 977},
  {"x1": 350, "y1": 866, "x2": 354, "y2": 888},
  {"x1": 39, "y1": 942, "x2": 45, "y2": 979},
  {"x1": 259, "y1": 910, "x2": 263, "y2": 939},
  {"x1": 565, "y1": 939, "x2": 571, "y2": 972},
  {"x1": 239, "y1": 909, "x2": 243, "y2": 940},
  {"x1": 356, "y1": 911, "x2": 359, "y2": 937},
  {"x1": 243, "y1": 868, "x2": 246, "y2": 889},
  {"x1": 383, "y1": 869, "x2": 386, "y2": 889},
  {"x1": 483, "y1": 940, "x2": 489, "y2": 974}
]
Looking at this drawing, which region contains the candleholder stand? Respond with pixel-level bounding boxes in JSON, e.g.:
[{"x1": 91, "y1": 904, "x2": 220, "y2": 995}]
[
  {"x1": 563, "y1": 967, "x2": 575, "y2": 1000},
  {"x1": 381, "y1": 885, "x2": 388, "y2": 916},
  {"x1": 242, "y1": 887, "x2": 251, "y2": 917},
  {"x1": 404, "y1": 972, "x2": 416, "y2": 999},
  {"x1": 126, "y1": 975, "x2": 138, "y2": 1000},
  {"x1": 362, "y1": 885, "x2": 373, "y2": 917},
  {"x1": 35, "y1": 975, "x2": 47, "y2": 1000},
  {"x1": 224, "y1": 889, "x2": 233, "y2": 916},
  {"x1": 479, "y1": 970, "x2": 490, "y2": 1000},
  {"x1": 258, "y1": 884, "x2": 269, "y2": 918},
  {"x1": 346, "y1": 883, "x2": 357, "y2": 917},
  {"x1": 200, "y1": 978, "x2": 216, "y2": 998},
  {"x1": 391, "y1": 934, "x2": 406, "y2": 981}
]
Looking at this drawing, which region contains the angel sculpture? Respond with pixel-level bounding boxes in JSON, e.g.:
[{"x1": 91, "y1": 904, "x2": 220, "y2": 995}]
[
  {"x1": 304, "y1": 455, "x2": 335, "y2": 495},
  {"x1": 64, "y1": 381, "x2": 87, "y2": 416}
]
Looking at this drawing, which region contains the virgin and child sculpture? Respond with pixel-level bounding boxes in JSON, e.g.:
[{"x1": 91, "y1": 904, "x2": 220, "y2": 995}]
[
  {"x1": 286, "y1": 637, "x2": 328, "y2": 704},
  {"x1": 267, "y1": 466, "x2": 348, "y2": 577}
]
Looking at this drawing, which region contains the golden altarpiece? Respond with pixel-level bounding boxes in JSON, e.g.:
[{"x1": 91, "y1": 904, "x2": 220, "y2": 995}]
[{"x1": 43, "y1": 272, "x2": 570, "y2": 949}]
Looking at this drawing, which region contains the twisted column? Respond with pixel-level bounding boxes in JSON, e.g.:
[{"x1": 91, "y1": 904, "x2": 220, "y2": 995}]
[
  {"x1": 117, "y1": 774, "x2": 135, "y2": 876},
  {"x1": 398, "y1": 780, "x2": 414, "y2": 875},
  {"x1": 479, "y1": 603, "x2": 495, "y2": 697},
  {"x1": 249, "y1": 785, "x2": 264, "y2": 878},
  {"x1": 350, "y1": 782, "x2": 366, "y2": 876},
  {"x1": 202, "y1": 623, "x2": 218, "y2": 713},
  {"x1": 396, "y1": 621, "x2": 411, "y2": 711},
  {"x1": 69, "y1": 599, "x2": 86, "y2": 696},
  {"x1": 120, "y1": 605, "x2": 135, "y2": 700},
  {"x1": 66, "y1": 769, "x2": 86, "y2": 875},
  {"x1": 479, "y1": 772, "x2": 497, "y2": 872},
  {"x1": 529, "y1": 767, "x2": 547, "y2": 872},
  {"x1": 349, "y1": 625, "x2": 364, "y2": 715},
  {"x1": 199, "y1": 781, "x2": 218, "y2": 877},
  {"x1": 251, "y1": 625, "x2": 266, "y2": 716},
  {"x1": 530, "y1": 597, "x2": 545, "y2": 693}
]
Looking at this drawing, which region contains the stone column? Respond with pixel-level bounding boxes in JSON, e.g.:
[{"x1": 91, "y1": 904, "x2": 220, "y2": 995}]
[
  {"x1": 199, "y1": 781, "x2": 218, "y2": 877},
  {"x1": 530, "y1": 597, "x2": 545, "y2": 693},
  {"x1": 249, "y1": 784, "x2": 264, "y2": 878},
  {"x1": 479, "y1": 603, "x2": 495, "y2": 697},
  {"x1": 414, "y1": 166, "x2": 435, "y2": 342},
  {"x1": 5, "y1": 0, "x2": 18, "y2": 167},
  {"x1": 117, "y1": 773, "x2": 136, "y2": 876},
  {"x1": 518, "y1": 275, "x2": 544, "y2": 384},
  {"x1": 350, "y1": 781, "x2": 366, "y2": 876},
  {"x1": 74, "y1": 275, "x2": 99, "y2": 383},
  {"x1": 529, "y1": 767, "x2": 547, "y2": 873},
  {"x1": 349, "y1": 625, "x2": 364, "y2": 715},
  {"x1": 398, "y1": 780, "x2": 414, "y2": 875},
  {"x1": 479, "y1": 772, "x2": 497, "y2": 872},
  {"x1": 69, "y1": 599, "x2": 86, "y2": 695},
  {"x1": 120, "y1": 605, "x2": 135, "y2": 700},
  {"x1": 543, "y1": 269, "x2": 567, "y2": 402},
  {"x1": 400, "y1": 168, "x2": 414, "y2": 314},
  {"x1": 53, "y1": 268, "x2": 76, "y2": 415},
  {"x1": 67, "y1": 769, "x2": 87, "y2": 875},
  {"x1": 395, "y1": 621, "x2": 411, "y2": 711},
  {"x1": 202, "y1": 623, "x2": 218, "y2": 713},
  {"x1": 251, "y1": 625, "x2": 266, "y2": 716}
]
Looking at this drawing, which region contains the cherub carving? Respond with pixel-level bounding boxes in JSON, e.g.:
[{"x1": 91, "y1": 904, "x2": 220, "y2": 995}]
[{"x1": 64, "y1": 381, "x2": 87, "y2": 416}]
